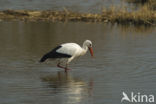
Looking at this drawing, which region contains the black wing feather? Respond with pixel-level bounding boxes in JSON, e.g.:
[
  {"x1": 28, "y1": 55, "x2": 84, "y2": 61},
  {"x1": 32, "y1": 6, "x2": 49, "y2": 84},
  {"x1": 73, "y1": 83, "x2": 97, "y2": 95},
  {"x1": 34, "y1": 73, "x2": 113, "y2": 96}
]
[{"x1": 40, "y1": 46, "x2": 72, "y2": 62}]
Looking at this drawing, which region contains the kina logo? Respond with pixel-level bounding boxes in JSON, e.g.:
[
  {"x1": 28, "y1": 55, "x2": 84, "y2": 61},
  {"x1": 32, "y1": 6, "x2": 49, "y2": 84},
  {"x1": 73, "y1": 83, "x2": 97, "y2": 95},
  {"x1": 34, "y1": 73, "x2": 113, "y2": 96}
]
[{"x1": 121, "y1": 92, "x2": 154, "y2": 103}]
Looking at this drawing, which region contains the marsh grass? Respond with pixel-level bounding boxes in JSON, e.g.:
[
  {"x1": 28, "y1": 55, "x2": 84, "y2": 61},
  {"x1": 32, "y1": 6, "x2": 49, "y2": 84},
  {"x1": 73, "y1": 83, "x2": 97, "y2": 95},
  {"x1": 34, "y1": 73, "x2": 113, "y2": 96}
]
[
  {"x1": 103, "y1": 5, "x2": 156, "y2": 25},
  {"x1": 125, "y1": 0, "x2": 156, "y2": 10},
  {"x1": 0, "y1": 4, "x2": 155, "y2": 26}
]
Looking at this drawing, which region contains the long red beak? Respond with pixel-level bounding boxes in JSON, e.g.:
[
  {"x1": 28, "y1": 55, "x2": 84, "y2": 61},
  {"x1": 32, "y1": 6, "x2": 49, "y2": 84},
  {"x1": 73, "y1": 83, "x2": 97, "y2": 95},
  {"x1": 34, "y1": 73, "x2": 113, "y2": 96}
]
[{"x1": 89, "y1": 47, "x2": 94, "y2": 57}]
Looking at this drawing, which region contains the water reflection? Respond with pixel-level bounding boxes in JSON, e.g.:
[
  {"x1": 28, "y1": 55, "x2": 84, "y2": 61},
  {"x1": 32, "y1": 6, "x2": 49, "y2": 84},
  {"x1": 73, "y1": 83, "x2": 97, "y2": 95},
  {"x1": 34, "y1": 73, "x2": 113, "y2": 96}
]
[
  {"x1": 0, "y1": 21, "x2": 156, "y2": 104},
  {"x1": 41, "y1": 71, "x2": 93, "y2": 104},
  {"x1": 117, "y1": 24, "x2": 155, "y2": 34}
]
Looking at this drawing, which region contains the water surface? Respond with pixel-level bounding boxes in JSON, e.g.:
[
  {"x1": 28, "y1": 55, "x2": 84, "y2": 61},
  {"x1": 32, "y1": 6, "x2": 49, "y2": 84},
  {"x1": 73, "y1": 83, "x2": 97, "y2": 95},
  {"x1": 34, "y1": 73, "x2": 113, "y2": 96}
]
[
  {"x1": 0, "y1": 0, "x2": 125, "y2": 12},
  {"x1": 0, "y1": 21, "x2": 156, "y2": 104}
]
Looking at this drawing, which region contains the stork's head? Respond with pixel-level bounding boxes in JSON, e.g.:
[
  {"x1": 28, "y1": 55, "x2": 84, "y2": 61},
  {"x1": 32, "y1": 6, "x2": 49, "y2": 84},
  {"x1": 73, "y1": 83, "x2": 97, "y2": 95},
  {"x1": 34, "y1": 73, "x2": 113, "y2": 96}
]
[{"x1": 83, "y1": 40, "x2": 93, "y2": 57}]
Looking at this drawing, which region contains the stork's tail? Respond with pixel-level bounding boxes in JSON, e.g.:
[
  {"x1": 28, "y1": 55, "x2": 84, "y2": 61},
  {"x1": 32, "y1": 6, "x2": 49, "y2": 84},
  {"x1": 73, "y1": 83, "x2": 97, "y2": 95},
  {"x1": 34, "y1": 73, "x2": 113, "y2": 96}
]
[{"x1": 39, "y1": 54, "x2": 49, "y2": 62}]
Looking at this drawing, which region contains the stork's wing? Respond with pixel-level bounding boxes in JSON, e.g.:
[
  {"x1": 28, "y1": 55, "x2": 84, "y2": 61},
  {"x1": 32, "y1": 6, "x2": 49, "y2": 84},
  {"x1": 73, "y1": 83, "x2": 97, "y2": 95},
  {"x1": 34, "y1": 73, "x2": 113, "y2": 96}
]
[
  {"x1": 40, "y1": 46, "x2": 72, "y2": 62},
  {"x1": 56, "y1": 43, "x2": 80, "y2": 56}
]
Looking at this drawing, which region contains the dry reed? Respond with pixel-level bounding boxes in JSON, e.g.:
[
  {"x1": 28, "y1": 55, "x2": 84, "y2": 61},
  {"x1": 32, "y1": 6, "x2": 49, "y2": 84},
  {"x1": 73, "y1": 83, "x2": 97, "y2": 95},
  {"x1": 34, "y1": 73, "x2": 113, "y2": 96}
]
[{"x1": 0, "y1": 5, "x2": 155, "y2": 26}]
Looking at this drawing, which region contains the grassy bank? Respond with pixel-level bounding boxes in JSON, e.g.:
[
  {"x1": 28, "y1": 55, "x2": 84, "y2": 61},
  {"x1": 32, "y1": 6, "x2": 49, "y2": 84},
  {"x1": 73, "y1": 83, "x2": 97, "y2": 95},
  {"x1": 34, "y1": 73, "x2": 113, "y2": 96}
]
[{"x1": 0, "y1": 6, "x2": 155, "y2": 26}]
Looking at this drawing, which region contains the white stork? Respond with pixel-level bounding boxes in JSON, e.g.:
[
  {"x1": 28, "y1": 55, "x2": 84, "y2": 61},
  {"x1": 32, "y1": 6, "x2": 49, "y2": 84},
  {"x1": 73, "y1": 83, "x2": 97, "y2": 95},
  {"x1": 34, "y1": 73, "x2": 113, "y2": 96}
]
[{"x1": 40, "y1": 40, "x2": 93, "y2": 72}]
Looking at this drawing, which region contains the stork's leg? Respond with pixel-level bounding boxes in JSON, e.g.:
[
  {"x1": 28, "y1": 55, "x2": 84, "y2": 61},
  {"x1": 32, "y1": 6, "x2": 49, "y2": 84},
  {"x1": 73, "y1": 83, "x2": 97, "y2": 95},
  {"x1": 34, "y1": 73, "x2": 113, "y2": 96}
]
[
  {"x1": 64, "y1": 57, "x2": 74, "y2": 71},
  {"x1": 57, "y1": 63, "x2": 65, "y2": 69},
  {"x1": 65, "y1": 64, "x2": 71, "y2": 70},
  {"x1": 57, "y1": 63, "x2": 70, "y2": 72},
  {"x1": 57, "y1": 58, "x2": 73, "y2": 72}
]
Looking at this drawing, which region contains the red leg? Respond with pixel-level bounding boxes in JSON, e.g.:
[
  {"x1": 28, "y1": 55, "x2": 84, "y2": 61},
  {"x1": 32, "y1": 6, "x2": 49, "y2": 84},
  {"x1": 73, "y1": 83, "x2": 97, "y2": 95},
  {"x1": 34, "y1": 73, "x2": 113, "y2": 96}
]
[
  {"x1": 57, "y1": 63, "x2": 65, "y2": 69},
  {"x1": 57, "y1": 63, "x2": 71, "y2": 72},
  {"x1": 65, "y1": 64, "x2": 71, "y2": 70},
  {"x1": 64, "y1": 67, "x2": 71, "y2": 72}
]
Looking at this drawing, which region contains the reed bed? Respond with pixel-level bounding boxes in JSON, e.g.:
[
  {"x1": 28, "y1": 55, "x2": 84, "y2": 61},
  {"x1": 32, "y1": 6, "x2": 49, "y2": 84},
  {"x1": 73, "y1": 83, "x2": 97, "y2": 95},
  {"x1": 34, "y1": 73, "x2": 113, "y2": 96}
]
[
  {"x1": 0, "y1": 6, "x2": 155, "y2": 26},
  {"x1": 125, "y1": 0, "x2": 156, "y2": 10}
]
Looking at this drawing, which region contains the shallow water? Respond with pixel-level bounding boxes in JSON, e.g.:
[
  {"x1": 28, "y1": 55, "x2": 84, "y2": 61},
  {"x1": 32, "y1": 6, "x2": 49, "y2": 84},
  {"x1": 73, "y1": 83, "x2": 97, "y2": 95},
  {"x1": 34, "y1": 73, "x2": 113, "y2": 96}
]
[
  {"x1": 0, "y1": 0, "x2": 125, "y2": 12},
  {"x1": 0, "y1": 21, "x2": 156, "y2": 104}
]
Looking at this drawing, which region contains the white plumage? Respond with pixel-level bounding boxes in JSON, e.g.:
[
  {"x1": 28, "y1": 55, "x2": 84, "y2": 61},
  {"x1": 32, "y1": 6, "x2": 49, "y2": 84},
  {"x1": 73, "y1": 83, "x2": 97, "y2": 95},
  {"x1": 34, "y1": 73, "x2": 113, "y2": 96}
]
[
  {"x1": 56, "y1": 43, "x2": 82, "y2": 57},
  {"x1": 40, "y1": 40, "x2": 93, "y2": 72}
]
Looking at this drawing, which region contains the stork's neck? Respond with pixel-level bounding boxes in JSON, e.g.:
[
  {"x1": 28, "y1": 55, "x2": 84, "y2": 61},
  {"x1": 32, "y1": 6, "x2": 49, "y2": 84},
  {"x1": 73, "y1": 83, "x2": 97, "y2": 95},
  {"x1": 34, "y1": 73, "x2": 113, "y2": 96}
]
[
  {"x1": 81, "y1": 44, "x2": 88, "y2": 55},
  {"x1": 82, "y1": 44, "x2": 88, "y2": 50}
]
